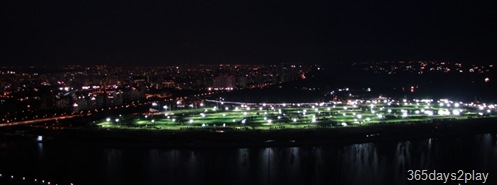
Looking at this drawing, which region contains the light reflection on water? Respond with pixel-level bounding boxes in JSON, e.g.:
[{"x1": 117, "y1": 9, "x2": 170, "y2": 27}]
[{"x1": 1, "y1": 134, "x2": 497, "y2": 185}]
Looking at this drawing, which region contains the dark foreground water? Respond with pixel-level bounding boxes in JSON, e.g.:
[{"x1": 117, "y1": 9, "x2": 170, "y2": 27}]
[{"x1": 1, "y1": 133, "x2": 497, "y2": 185}]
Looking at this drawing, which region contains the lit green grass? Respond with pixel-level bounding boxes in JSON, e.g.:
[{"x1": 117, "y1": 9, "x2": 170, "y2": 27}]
[{"x1": 97, "y1": 103, "x2": 496, "y2": 131}]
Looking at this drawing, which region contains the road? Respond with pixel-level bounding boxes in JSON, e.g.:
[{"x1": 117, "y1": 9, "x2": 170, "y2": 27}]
[{"x1": 0, "y1": 115, "x2": 79, "y2": 127}]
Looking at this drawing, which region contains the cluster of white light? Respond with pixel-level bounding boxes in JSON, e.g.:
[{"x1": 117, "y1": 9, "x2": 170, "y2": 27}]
[
  {"x1": 452, "y1": 110, "x2": 461, "y2": 116},
  {"x1": 425, "y1": 110, "x2": 434, "y2": 116},
  {"x1": 438, "y1": 109, "x2": 451, "y2": 116}
]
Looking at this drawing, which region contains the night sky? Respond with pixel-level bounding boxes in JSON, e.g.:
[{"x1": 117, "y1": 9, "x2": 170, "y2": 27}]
[{"x1": 3, "y1": 0, "x2": 497, "y2": 66}]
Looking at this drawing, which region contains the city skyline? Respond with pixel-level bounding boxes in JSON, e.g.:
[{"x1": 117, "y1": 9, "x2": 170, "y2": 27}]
[{"x1": 4, "y1": 0, "x2": 497, "y2": 66}]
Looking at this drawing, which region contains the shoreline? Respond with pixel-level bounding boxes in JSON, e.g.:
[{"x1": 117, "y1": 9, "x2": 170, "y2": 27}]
[{"x1": 2, "y1": 117, "x2": 496, "y2": 149}]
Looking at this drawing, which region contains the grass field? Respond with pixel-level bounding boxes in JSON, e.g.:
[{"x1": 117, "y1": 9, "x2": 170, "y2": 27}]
[{"x1": 97, "y1": 99, "x2": 496, "y2": 130}]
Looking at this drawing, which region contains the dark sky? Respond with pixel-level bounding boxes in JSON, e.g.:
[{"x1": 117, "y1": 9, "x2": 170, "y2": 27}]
[{"x1": 3, "y1": 0, "x2": 497, "y2": 66}]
